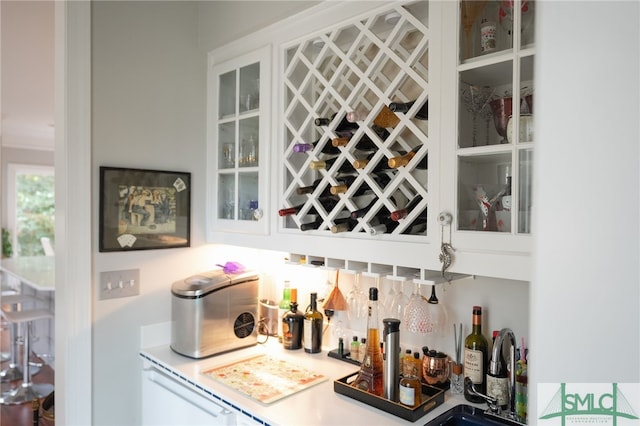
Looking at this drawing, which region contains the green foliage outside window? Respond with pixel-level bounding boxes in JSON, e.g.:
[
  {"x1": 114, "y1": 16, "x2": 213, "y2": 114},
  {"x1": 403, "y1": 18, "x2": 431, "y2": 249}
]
[{"x1": 16, "y1": 174, "x2": 55, "y2": 256}]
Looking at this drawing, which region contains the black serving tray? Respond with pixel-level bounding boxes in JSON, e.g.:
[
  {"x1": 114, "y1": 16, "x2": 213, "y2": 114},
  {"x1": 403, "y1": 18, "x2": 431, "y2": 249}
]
[{"x1": 334, "y1": 372, "x2": 445, "y2": 422}]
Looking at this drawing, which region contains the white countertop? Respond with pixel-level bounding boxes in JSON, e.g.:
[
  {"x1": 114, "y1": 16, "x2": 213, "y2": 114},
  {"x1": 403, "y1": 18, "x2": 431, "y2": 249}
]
[
  {"x1": 1, "y1": 256, "x2": 55, "y2": 291},
  {"x1": 140, "y1": 338, "x2": 482, "y2": 426}
]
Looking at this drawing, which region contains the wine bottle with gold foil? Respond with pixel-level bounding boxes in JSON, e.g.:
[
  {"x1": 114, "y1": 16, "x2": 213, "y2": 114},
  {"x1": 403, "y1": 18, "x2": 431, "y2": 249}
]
[
  {"x1": 352, "y1": 288, "x2": 384, "y2": 396},
  {"x1": 464, "y1": 306, "x2": 489, "y2": 402},
  {"x1": 387, "y1": 145, "x2": 427, "y2": 169}
]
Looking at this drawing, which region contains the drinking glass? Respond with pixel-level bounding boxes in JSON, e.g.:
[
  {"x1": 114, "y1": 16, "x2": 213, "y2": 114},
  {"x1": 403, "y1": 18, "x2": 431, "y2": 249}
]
[
  {"x1": 403, "y1": 281, "x2": 431, "y2": 334},
  {"x1": 388, "y1": 280, "x2": 409, "y2": 321}
]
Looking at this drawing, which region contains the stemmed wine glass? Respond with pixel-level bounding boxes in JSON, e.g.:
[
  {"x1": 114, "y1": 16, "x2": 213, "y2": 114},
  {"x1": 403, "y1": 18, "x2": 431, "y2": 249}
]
[
  {"x1": 403, "y1": 281, "x2": 431, "y2": 334},
  {"x1": 346, "y1": 272, "x2": 367, "y2": 321},
  {"x1": 387, "y1": 279, "x2": 409, "y2": 321},
  {"x1": 461, "y1": 83, "x2": 496, "y2": 147}
]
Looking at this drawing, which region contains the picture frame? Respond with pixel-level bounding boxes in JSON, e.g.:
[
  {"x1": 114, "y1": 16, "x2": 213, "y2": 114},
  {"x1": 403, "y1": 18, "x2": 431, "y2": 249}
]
[{"x1": 99, "y1": 166, "x2": 191, "y2": 252}]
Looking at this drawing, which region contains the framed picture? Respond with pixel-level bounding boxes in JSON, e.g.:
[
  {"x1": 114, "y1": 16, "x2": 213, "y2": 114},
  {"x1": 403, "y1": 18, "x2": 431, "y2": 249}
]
[{"x1": 99, "y1": 167, "x2": 191, "y2": 252}]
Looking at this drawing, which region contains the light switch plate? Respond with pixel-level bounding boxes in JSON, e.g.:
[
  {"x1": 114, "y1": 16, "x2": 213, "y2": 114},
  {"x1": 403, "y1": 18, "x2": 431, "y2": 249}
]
[{"x1": 99, "y1": 269, "x2": 140, "y2": 300}]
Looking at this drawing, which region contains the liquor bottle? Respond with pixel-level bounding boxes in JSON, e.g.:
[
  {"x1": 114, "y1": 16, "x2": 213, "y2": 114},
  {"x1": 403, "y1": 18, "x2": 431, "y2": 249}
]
[
  {"x1": 399, "y1": 352, "x2": 422, "y2": 408},
  {"x1": 292, "y1": 138, "x2": 341, "y2": 155},
  {"x1": 390, "y1": 194, "x2": 423, "y2": 221},
  {"x1": 487, "y1": 330, "x2": 509, "y2": 409},
  {"x1": 350, "y1": 336, "x2": 360, "y2": 362},
  {"x1": 402, "y1": 349, "x2": 413, "y2": 375},
  {"x1": 464, "y1": 306, "x2": 489, "y2": 402},
  {"x1": 347, "y1": 105, "x2": 400, "y2": 129},
  {"x1": 413, "y1": 351, "x2": 424, "y2": 383},
  {"x1": 278, "y1": 196, "x2": 339, "y2": 217},
  {"x1": 352, "y1": 287, "x2": 384, "y2": 396},
  {"x1": 303, "y1": 292, "x2": 323, "y2": 353},
  {"x1": 309, "y1": 157, "x2": 354, "y2": 174},
  {"x1": 277, "y1": 281, "x2": 291, "y2": 341},
  {"x1": 359, "y1": 337, "x2": 367, "y2": 363},
  {"x1": 282, "y1": 288, "x2": 304, "y2": 350},
  {"x1": 389, "y1": 99, "x2": 429, "y2": 120},
  {"x1": 387, "y1": 145, "x2": 427, "y2": 169}
]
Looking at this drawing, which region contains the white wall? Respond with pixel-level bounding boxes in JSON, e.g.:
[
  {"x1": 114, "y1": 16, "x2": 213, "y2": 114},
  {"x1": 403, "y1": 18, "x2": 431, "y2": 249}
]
[{"x1": 530, "y1": 0, "x2": 639, "y2": 417}]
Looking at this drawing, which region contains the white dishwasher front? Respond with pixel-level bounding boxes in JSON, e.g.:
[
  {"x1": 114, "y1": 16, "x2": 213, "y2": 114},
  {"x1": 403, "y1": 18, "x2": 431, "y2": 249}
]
[{"x1": 142, "y1": 365, "x2": 236, "y2": 426}]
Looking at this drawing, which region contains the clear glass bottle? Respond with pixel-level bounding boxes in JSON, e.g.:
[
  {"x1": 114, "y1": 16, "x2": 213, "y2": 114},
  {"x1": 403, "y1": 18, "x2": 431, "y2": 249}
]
[
  {"x1": 399, "y1": 353, "x2": 422, "y2": 407},
  {"x1": 450, "y1": 362, "x2": 464, "y2": 395},
  {"x1": 277, "y1": 281, "x2": 291, "y2": 342},
  {"x1": 350, "y1": 336, "x2": 360, "y2": 362},
  {"x1": 303, "y1": 292, "x2": 323, "y2": 353},
  {"x1": 352, "y1": 287, "x2": 384, "y2": 396}
]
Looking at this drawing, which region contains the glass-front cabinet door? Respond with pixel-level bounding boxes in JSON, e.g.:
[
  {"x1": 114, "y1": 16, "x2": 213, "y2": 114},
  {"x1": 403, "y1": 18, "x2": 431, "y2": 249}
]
[
  {"x1": 442, "y1": 0, "x2": 534, "y2": 279},
  {"x1": 208, "y1": 46, "x2": 270, "y2": 236}
]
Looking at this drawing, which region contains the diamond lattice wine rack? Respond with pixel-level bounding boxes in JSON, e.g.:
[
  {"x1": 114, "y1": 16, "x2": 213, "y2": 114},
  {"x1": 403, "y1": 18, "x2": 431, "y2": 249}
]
[{"x1": 280, "y1": 2, "x2": 431, "y2": 240}]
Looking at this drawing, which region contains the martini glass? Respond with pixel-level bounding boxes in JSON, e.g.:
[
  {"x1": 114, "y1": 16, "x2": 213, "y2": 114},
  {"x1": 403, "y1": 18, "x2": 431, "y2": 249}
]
[
  {"x1": 461, "y1": 84, "x2": 496, "y2": 146},
  {"x1": 466, "y1": 183, "x2": 507, "y2": 231}
]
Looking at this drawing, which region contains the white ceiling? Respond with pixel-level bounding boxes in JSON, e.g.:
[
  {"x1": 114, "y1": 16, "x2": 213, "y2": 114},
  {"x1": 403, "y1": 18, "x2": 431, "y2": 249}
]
[{"x1": 1, "y1": 0, "x2": 55, "y2": 151}]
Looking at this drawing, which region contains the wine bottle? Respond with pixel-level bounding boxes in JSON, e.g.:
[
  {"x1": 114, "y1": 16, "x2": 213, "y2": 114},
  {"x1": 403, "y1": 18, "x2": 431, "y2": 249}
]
[
  {"x1": 302, "y1": 215, "x2": 350, "y2": 232},
  {"x1": 303, "y1": 292, "x2": 323, "y2": 353},
  {"x1": 332, "y1": 126, "x2": 391, "y2": 150},
  {"x1": 277, "y1": 281, "x2": 291, "y2": 342},
  {"x1": 292, "y1": 138, "x2": 341, "y2": 155},
  {"x1": 330, "y1": 173, "x2": 392, "y2": 196},
  {"x1": 296, "y1": 178, "x2": 332, "y2": 197},
  {"x1": 387, "y1": 145, "x2": 427, "y2": 169},
  {"x1": 351, "y1": 198, "x2": 380, "y2": 219},
  {"x1": 399, "y1": 352, "x2": 422, "y2": 407},
  {"x1": 352, "y1": 287, "x2": 384, "y2": 396},
  {"x1": 369, "y1": 213, "x2": 400, "y2": 236},
  {"x1": 309, "y1": 157, "x2": 354, "y2": 174},
  {"x1": 390, "y1": 194, "x2": 423, "y2": 221},
  {"x1": 401, "y1": 210, "x2": 427, "y2": 235},
  {"x1": 278, "y1": 196, "x2": 339, "y2": 217},
  {"x1": 389, "y1": 99, "x2": 429, "y2": 120},
  {"x1": 347, "y1": 105, "x2": 400, "y2": 129},
  {"x1": 464, "y1": 306, "x2": 489, "y2": 403},
  {"x1": 282, "y1": 288, "x2": 304, "y2": 350},
  {"x1": 315, "y1": 113, "x2": 360, "y2": 133},
  {"x1": 331, "y1": 218, "x2": 359, "y2": 233}
]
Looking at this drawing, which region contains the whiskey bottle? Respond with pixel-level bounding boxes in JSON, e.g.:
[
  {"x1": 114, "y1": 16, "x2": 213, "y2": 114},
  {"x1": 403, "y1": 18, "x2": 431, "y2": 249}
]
[
  {"x1": 352, "y1": 287, "x2": 384, "y2": 396},
  {"x1": 399, "y1": 353, "x2": 422, "y2": 407}
]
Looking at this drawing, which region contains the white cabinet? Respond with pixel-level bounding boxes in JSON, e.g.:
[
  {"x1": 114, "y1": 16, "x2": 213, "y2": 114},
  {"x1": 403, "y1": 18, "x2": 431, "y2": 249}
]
[
  {"x1": 205, "y1": 1, "x2": 534, "y2": 281},
  {"x1": 207, "y1": 45, "x2": 271, "y2": 236},
  {"x1": 141, "y1": 366, "x2": 236, "y2": 425},
  {"x1": 438, "y1": 0, "x2": 535, "y2": 280}
]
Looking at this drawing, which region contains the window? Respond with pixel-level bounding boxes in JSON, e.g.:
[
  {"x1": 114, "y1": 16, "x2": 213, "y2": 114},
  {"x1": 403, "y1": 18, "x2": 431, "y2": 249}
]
[{"x1": 6, "y1": 163, "x2": 55, "y2": 257}]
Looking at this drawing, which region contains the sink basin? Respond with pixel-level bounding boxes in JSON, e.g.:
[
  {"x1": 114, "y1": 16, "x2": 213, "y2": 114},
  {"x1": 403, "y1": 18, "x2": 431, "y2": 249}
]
[{"x1": 425, "y1": 404, "x2": 523, "y2": 426}]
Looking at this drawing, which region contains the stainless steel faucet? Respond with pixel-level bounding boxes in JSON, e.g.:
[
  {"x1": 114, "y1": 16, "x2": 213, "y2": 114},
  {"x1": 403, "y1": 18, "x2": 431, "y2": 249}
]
[{"x1": 488, "y1": 328, "x2": 522, "y2": 423}]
